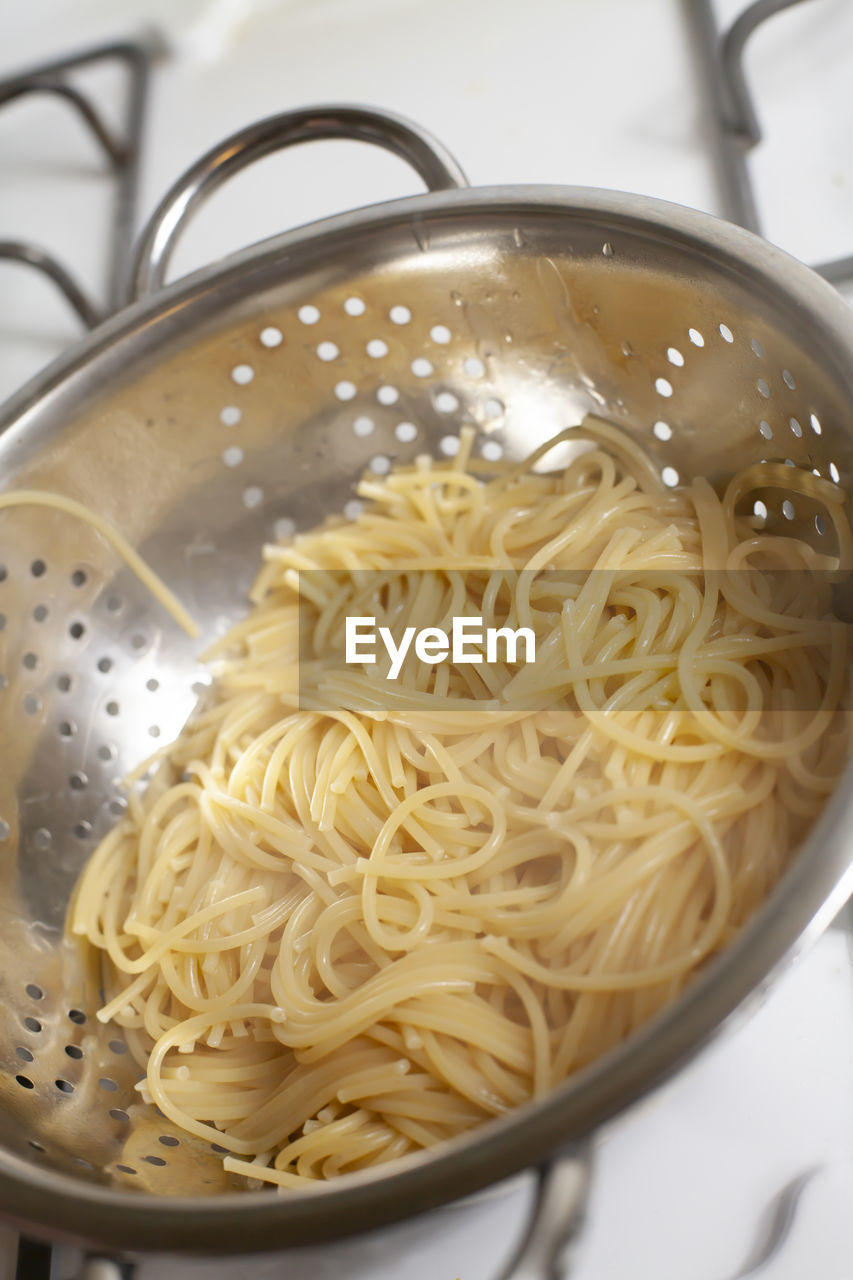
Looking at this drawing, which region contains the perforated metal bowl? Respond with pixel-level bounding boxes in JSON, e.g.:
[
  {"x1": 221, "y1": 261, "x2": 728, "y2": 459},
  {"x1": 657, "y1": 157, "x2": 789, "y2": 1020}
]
[{"x1": 0, "y1": 106, "x2": 852, "y2": 1267}]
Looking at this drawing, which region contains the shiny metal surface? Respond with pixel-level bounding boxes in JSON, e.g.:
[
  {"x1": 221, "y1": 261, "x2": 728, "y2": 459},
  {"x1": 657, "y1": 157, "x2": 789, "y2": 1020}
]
[
  {"x1": 688, "y1": 0, "x2": 853, "y2": 286},
  {"x1": 0, "y1": 36, "x2": 161, "y2": 313},
  {"x1": 494, "y1": 1149, "x2": 591, "y2": 1280},
  {"x1": 0, "y1": 106, "x2": 852, "y2": 1259},
  {"x1": 0, "y1": 240, "x2": 102, "y2": 329},
  {"x1": 720, "y1": 1167, "x2": 819, "y2": 1279},
  {"x1": 129, "y1": 105, "x2": 469, "y2": 301}
]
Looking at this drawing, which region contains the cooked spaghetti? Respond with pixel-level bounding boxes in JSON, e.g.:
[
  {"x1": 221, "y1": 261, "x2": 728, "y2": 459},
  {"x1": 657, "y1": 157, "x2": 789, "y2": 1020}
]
[{"x1": 70, "y1": 420, "x2": 852, "y2": 1188}]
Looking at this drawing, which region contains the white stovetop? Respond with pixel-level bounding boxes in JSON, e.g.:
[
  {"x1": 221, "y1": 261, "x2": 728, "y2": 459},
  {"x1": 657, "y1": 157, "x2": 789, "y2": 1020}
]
[{"x1": 2, "y1": 2, "x2": 853, "y2": 1277}]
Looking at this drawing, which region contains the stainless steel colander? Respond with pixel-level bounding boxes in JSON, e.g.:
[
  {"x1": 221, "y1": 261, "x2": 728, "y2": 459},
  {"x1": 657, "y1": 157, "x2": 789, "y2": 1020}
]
[{"x1": 1, "y1": 105, "x2": 852, "y2": 1271}]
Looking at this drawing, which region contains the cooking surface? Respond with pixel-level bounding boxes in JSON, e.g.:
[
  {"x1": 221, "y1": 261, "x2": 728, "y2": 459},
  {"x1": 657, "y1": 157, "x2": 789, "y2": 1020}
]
[{"x1": 2, "y1": 1, "x2": 853, "y2": 1277}]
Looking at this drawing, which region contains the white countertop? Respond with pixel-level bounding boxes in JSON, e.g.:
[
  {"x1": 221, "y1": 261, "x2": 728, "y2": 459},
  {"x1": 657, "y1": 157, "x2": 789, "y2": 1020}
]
[{"x1": 2, "y1": 2, "x2": 853, "y2": 1277}]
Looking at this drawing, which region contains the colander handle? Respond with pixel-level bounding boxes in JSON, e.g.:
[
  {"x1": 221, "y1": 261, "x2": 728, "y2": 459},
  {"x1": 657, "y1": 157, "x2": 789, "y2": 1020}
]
[
  {"x1": 68, "y1": 1145, "x2": 591, "y2": 1280},
  {"x1": 127, "y1": 105, "x2": 469, "y2": 302},
  {"x1": 494, "y1": 1143, "x2": 592, "y2": 1280}
]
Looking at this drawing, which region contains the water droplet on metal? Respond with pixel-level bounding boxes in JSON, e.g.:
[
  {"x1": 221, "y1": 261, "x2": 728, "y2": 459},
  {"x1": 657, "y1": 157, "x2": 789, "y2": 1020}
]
[
  {"x1": 513, "y1": 227, "x2": 526, "y2": 248},
  {"x1": 412, "y1": 220, "x2": 430, "y2": 253},
  {"x1": 602, "y1": 241, "x2": 614, "y2": 257}
]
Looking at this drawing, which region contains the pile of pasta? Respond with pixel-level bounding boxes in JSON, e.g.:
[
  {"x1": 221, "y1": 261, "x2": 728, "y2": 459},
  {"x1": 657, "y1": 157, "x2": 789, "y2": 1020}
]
[{"x1": 71, "y1": 420, "x2": 852, "y2": 1188}]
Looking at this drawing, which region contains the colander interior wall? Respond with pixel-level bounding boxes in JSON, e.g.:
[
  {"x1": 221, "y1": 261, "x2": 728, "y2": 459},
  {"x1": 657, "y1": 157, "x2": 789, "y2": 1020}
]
[{"x1": 0, "y1": 191, "x2": 852, "y2": 1201}]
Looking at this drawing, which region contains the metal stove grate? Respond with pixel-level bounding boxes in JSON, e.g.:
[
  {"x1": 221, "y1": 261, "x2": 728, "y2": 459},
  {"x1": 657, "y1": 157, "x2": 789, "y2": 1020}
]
[
  {"x1": 689, "y1": 0, "x2": 853, "y2": 288},
  {"x1": 0, "y1": 35, "x2": 160, "y2": 331}
]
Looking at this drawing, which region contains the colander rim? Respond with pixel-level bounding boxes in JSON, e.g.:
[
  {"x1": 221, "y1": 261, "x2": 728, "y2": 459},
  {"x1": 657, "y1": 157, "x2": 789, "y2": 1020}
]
[{"x1": 1, "y1": 181, "x2": 852, "y2": 1254}]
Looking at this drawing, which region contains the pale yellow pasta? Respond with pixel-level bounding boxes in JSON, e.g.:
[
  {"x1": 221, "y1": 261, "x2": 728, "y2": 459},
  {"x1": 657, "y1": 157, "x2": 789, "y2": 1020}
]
[{"x1": 69, "y1": 419, "x2": 852, "y2": 1188}]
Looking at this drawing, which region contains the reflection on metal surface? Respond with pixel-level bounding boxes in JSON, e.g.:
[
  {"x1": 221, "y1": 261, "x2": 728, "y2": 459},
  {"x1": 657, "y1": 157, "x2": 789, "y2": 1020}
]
[
  {"x1": 494, "y1": 1147, "x2": 592, "y2": 1280},
  {"x1": 0, "y1": 176, "x2": 852, "y2": 1254},
  {"x1": 129, "y1": 104, "x2": 469, "y2": 302}
]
